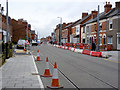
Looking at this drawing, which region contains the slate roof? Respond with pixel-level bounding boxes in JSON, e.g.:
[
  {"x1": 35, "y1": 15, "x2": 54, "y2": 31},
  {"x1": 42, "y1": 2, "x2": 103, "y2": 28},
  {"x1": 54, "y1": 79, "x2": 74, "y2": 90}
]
[{"x1": 81, "y1": 7, "x2": 120, "y2": 26}]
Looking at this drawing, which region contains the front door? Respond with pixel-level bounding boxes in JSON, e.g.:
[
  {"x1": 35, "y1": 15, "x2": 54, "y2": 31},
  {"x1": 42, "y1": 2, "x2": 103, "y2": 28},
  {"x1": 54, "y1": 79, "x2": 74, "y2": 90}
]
[{"x1": 117, "y1": 34, "x2": 120, "y2": 50}]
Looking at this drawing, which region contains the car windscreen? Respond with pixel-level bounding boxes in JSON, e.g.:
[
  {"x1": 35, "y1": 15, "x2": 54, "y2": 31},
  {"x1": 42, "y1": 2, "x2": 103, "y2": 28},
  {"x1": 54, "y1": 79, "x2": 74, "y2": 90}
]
[{"x1": 18, "y1": 40, "x2": 25, "y2": 44}]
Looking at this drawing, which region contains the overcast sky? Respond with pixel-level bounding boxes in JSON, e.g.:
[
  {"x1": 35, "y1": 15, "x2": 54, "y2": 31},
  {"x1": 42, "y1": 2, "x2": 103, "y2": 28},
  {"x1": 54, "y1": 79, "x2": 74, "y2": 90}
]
[{"x1": 0, "y1": 0, "x2": 118, "y2": 38}]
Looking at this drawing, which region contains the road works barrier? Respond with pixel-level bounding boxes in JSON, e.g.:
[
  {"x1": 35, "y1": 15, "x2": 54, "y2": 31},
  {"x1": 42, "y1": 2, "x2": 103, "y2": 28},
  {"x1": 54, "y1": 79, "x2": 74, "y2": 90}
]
[
  {"x1": 53, "y1": 44, "x2": 109, "y2": 58},
  {"x1": 91, "y1": 51, "x2": 102, "y2": 57},
  {"x1": 47, "y1": 62, "x2": 63, "y2": 89},
  {"x1": 70, "y1": 47, "x2": 74, "y2": 51},
  {"x1": 68, "y1": 47, "x2": 71, "y2": 50},
  {"x1": 62, "y1": 46, "x2": 64, "y2": 49},
  {"x1": 41, "y1": 57, "x2": 52, "y2": 77},
  {"x1": 82, "y1": 49, "x2": 91, "y2": 55},
  {"x1": 65, "y1": 47, "x2": 68, "y2": 50},
  {"x1": 76, "y1": 49, "x2": 83, "y2": 54}
]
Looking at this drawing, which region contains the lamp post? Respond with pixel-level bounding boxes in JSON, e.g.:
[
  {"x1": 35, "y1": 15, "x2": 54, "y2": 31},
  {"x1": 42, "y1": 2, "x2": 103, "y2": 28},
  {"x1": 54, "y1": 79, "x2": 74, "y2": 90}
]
[
  {"x1": 57, "y1": 17, "x2": 62, "y2": 45},
  {"x1": 96, "y1": 5, "x2": 100, "y2": 52},
  {"x1": 26, "y1": 23, "x2": 28, "y2": 40},
  {"x1": 6, "y1": 0, "x2": 9, "y2": 42}
]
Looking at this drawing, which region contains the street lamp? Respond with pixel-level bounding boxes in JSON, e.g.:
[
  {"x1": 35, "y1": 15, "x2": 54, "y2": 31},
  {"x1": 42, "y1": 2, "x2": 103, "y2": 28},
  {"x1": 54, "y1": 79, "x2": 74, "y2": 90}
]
[
  {"x1": 57, "y1": 17, "x2": 62, "y2": 45},
  {"x1": 96, "y1": 5, "x2": 100, "y2": 52},
  {"x1": 6, "y1": 0, "x2": 9, "y2": 42}
]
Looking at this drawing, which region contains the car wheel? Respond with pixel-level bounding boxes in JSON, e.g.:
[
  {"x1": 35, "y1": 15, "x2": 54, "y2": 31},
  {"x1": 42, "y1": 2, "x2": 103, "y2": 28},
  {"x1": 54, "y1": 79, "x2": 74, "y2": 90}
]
[{"x1": 17, "y1": 46, "x2": 19, "y2": 49}]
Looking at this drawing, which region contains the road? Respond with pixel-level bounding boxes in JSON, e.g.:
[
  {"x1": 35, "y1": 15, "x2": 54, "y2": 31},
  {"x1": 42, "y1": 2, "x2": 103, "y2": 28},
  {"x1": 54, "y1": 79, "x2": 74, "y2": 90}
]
[{"x1": 31, "y1": 44, "x2": 119, "y2": 89}]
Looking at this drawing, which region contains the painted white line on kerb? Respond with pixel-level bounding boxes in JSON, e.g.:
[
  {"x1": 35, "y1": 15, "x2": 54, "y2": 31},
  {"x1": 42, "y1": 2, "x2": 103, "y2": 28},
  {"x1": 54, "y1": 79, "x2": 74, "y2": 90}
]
[{"x1": 32, "y1": 55, "x2": 44, "y2": 89}]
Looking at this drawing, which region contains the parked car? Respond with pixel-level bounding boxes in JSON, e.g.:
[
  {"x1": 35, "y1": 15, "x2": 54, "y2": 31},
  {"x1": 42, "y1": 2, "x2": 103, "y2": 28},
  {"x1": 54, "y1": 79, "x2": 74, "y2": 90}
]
[
  {"x1": 32, "y1": 40, "x2": 38, "y2": 46},
  {"x1": 17, "y1": 39, "x2": 25, "y2": 48}
]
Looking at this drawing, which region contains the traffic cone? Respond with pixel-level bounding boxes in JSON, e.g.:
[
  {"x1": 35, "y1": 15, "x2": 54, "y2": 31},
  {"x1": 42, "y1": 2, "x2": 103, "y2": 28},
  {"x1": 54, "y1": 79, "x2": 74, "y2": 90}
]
[
  {"x1": 36, "y1": 50, "x2": 41, "y2": 61},
  {"x1": 24, "y1": 45, "x2": 26, "y2": 51},
  {"x1": 41, "y1": 57, "x2": 52, "y2": 77},
  {"x1": 47, "y1": 62, "x2": 63, "y2": 89}
]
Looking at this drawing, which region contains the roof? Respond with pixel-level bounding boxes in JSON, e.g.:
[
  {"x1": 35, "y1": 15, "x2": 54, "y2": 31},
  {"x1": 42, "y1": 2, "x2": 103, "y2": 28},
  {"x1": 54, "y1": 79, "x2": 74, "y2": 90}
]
[
  {"x1": 63, "y1": 23, "x2": 73, "y2": 29},
  {"x1": 81, "y1": 8, "x2": 120, "y2": 26},
  {"x1": 106, "y1": 8, "x2": 120, "y2": 17},
  {"x1": 73, "y1": 14, "x2": 91, "y2": 26},
  {"x1": 81, "y1": 12, "x2": 105, "y2": 26}
]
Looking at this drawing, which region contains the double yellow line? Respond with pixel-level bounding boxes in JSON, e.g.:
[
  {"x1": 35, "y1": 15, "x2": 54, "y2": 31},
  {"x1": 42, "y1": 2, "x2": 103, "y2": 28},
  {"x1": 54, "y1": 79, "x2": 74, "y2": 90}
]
[{"x1": 104, "y1": 59, "x2": 120, "y2": 63}]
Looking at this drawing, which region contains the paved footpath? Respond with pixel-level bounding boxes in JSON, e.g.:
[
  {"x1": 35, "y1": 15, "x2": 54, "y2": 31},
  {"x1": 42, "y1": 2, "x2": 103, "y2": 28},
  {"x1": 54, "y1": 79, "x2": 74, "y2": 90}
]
[{"x1": 0, "y1": 50, "x2": 44, "y2": 90}]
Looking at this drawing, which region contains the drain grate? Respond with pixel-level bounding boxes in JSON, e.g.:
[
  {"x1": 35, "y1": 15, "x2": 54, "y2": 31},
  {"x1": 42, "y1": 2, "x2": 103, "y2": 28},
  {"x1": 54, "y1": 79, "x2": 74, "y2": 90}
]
[{"x1": 31, "y1": 72, "x2": 39, "y2": 75}]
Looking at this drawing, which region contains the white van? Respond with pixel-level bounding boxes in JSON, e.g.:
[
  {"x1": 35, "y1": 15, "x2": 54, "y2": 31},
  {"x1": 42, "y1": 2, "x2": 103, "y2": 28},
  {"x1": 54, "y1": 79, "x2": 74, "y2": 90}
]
[{"x1": 17, "y1": 39, "x2": 25, "y2": 48}]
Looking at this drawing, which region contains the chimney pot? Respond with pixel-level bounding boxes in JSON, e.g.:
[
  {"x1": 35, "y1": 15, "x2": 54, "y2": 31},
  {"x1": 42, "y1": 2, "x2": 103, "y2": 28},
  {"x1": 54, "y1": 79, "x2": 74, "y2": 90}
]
[
  {"x1": 82, "y1": 12, "x2": 88, "y2": 18},
  {"x1": 104, "y1": 2, "x2": 112, "y2": 14},
  {"x1": 115, "y1": 2, "x2": 120, "y2": 9},
  {"x1": 91, "y1": 11, "x2": 98, "y2": 19},
  {"x1": 106, "y1": 1, "x2": 107, "y2": 4}
]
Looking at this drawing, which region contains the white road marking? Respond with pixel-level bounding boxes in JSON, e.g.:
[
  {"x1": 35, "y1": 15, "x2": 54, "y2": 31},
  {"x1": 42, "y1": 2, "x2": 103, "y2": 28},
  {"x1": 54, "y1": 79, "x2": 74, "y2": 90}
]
[{"x1": 31, "y1": 55, "x2": 44, "y2": 89}]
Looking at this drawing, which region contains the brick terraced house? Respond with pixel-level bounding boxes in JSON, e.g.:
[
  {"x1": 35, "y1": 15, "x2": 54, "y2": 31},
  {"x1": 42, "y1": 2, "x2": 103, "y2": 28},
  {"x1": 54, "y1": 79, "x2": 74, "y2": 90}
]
[
  {"x1": 12, "y1": 19, "x2": 31, "y2": 43},
  {"x1": 53, "y1": 1, "x2": 120, "y2": 51}
]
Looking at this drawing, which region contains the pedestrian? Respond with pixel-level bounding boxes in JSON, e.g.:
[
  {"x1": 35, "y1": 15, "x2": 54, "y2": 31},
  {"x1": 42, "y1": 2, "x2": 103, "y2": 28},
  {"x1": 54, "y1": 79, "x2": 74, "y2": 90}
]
[{"x1": 92, "y1": 42, "x2": 96, "y2": 51}]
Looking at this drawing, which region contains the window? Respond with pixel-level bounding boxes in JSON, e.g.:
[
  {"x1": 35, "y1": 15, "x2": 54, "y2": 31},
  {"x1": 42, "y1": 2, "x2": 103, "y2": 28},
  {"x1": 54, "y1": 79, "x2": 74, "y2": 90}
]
[
  {"x1": 107, "y1": 36, "x2": 113, "y2": 44},
  {"x1": 100, "y1": 23, "x2": 102, "y2": 31},
  {"x1": 87, "y1": 26, "x2": 89, "y2": 33},
  {"x1": 87, "y1": 37, "x2": 89, "y2": 44},
  {"x1": 103, "y1": 36, "x2": 106, "y2": 45},
  {"x1": 83, "y1": 39, "x2": 85, "y2": 44},
  {"x1": 118, "y1": 37, "x2": 120, "y2": 44},
  {"x1": 76, "y1": 27, "x2": 79, "y2": 33},
  {"x1": 94, "y1": 24, "x2": 96, "y2": 31},
  {"x1": 90, "y1": 37, "x2": 91, "y2": 44},
  {"x1": 83, "y1": 26, "x2": 85, "y2": 33},
  {"x1": 109, "y1": 20, "x2": 112, "y2": 30},
  {"x1": 100, "y1": 36, "x2": 102, "y2": 45}
]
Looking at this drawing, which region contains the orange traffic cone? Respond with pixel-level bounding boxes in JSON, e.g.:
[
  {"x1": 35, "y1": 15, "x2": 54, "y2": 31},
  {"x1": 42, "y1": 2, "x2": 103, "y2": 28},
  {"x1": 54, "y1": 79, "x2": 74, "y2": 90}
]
[
  {"x1": 47, "y1": 62, "x2": 63, "y2": 89},
  {"x1": 36, "y1": 50, "x2": 41, "y2": 61},
  {"x1": 73, "y1": 44, "x2": 75, "y2": 52},
  {"x1": 41, "y1": 57, "x2": 52, "y2": 77},
  {"x1": 24, "y1": 45, "x2": 26, "y2": 51}
]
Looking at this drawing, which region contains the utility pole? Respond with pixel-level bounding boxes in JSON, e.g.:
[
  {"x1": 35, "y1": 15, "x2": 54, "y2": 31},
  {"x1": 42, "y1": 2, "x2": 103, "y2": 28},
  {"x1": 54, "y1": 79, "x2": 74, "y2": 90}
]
[
  {"x1": 6, "y1": 0, "x2": 9, "y2": 42},
  {"x1": 26, "y1": 23, "x2": 28, "y2": 40},
  {"x1": 58, "y1": 17, "x2": 62, "y2": 45},
  {"x1": 37, "y1": 31, "x2": 38, "y2": 41},
  {"x1": 96, "y1": 5, "x2": 100, "y2": 52}
]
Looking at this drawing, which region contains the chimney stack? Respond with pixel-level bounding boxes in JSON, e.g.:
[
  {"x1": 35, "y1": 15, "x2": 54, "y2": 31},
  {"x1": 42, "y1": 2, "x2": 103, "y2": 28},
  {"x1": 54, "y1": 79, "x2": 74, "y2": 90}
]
[
  {"x1": 82, "y1": 12, "x2": 88, "y2": 18},
  {"x1": 91, "y1": 10, "x2": 98, "y2": 19},
  {"x1": 115, "y1": 2, "x2": 120, "y2": 9},
  {"x1": 104, "y1": 1, "x2": 112, "y2": 14}
]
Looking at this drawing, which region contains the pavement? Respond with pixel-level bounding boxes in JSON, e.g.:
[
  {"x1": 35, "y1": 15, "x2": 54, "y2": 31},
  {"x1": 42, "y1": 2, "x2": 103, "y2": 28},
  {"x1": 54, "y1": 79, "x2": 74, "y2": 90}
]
[
  {"x1": 103, "y1": 51, "x2": 120, "y2": 63},
  {"x1": 0, "y1": 49, "x2": 44, "y2": 90}
]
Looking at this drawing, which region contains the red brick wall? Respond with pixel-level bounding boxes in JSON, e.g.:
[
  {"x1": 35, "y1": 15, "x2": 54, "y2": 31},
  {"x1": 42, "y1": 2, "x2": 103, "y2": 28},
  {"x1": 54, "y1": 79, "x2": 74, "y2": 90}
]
[
  {"x1": 31, "y1": 34, "x2": 35, "y2": 40},
  {"x1": 12, "y1": 19, "x2": 31, "y2": 43},
  {"x1": 102, "y1": 21, "x2": 106, "y2": 30},
  {"x1": 62, "y1": 29, "x2": 68, "y2": 39}
]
